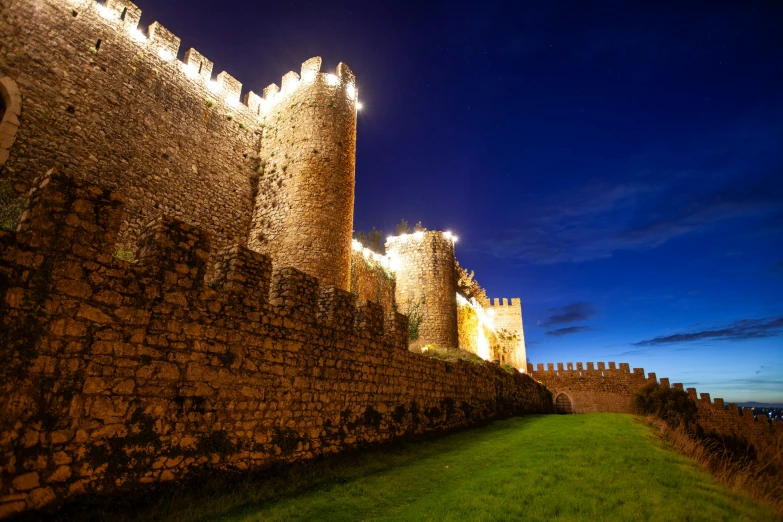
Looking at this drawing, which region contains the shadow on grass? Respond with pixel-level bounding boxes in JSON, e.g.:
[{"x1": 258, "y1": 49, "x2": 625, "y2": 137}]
[{"x1": 14, "y1": 416, "x2": 544, "y2": 522}]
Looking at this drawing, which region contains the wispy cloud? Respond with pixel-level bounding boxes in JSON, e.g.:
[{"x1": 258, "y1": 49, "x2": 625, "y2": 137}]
[
  {"x1": 634, "y1": 316, "x2": 783, "y2": 346},
  {"x1": 480, "y1": 175, "x2": 783, "y2": 264},
  {"x1": 538, "y1": 302, "x2": 596, "y2": 327},
  {"x1": 545, "y1": 326, "x2": 596, "y2": 337}
]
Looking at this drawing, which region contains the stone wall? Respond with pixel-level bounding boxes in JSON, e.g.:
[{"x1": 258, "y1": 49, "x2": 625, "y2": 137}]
[
  {"x1": 386, "y1": 232, "x2": 458, "y2": 349},
  {"x1": 489, "y1": 298, "x2": 527, "y2": 370},
  {"x1": 350, "y1": 250, "x2": 396, "y2": 314},
  {"x1": 529, "y1": 361, "x2": 782, "y2": 459},
  {"x1": 248, "y1": 57, "x2": 358, "y2": 291},
  {"x1": 456, "y1": 297, "x2": 498, "y2": 361},
  {"x1": 0, "y1": 172, "x2": 554, "y2": 517},
  {"x1": 0, "y1": 0, "x2": 268, "y2": 256}
]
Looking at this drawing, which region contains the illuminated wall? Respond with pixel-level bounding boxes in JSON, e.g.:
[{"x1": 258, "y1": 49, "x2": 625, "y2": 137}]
[
  {"x1": 386, "y1": 231, "x2": 458, "y2": 349},
  {"x1": 457, "y1": 295, "x2": 499, "y2": 362},
  {"x1": 489, "y1": 298, "x2": 527, "y2": 370},
  {"x1": 249, "y1": 57, "x2": 359, "y2": 290}
]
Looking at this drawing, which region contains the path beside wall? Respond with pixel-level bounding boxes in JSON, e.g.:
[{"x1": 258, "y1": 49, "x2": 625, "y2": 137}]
[{"x1": 529, "y1": 362, "x2": 782, "y2": 461}]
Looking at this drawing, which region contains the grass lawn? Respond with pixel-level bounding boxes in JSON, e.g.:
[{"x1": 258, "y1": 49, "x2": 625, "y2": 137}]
[{"x1": 59, "y1": 414, "x2": 779, "y2": 521}]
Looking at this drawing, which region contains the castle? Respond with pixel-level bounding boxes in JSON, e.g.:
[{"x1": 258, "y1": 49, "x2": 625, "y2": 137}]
[
  {"x1": 0, "y1": 0, "x2": 526, "y2": 370},
  {"x1": 0, "y1": 0, "x2": 778, "y2": 517}
]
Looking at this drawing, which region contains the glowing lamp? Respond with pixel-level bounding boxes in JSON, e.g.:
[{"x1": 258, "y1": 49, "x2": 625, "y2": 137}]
[
  {"x1": 356, "y1": 101, "x2": 363, "y2": 111},
  {"x1": 413, "y1": 231, "x2": 424, "y2": 240},
  {"x1": 97, "y1": 4, "x2": 116, "y2": 20},
  {"x1": 326, "y1": 74, "x2": 339, "y2": 86},
  {"x1": 226, "y1": 97, "x2": 240, "y2": 108},
  {"x1": 346, "y1": 84, "x2": 356, "y2": 100},
  {"x1": 208, "y1": 81, "x2": 221, "y2": 94},
  {"x1": 302, "y1": 71, "x2": 317, "y2": 83},
  {"x1": 157, "y1": 48, "x2": 174, "y2": 62},
  {"x1": 130, "y1": 28, "x2": 147, "y2": 43},
  {"x1": 183, "y1": 63, "x2": 199, "y2": 79}
]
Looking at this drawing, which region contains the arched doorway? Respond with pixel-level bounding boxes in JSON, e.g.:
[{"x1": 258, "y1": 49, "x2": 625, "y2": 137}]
[{"x1": 555, "y1": 393, "x2": 573, "y2": 414}]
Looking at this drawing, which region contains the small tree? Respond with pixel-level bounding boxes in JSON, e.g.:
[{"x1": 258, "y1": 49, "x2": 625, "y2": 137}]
[
  {"x1": 395, "y1": 219, "x2": 411, "y2": 235},
  {"x1": 353, "y1": 226, "x2": 385, "y2": 254},
  {"x1": 632, "y1": 382, "x2": 698, "y2": 428}
]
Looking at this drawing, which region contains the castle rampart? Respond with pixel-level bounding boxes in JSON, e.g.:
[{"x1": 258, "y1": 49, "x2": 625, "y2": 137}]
[
  {"x1": 0, "y1": 172, "x2": 553, "y2": 517},
  {"x1": 529, "y1": 362, "x2": 782, "y2": 459},
  {"x1": 386, "y1": 231, "x2": 459, "y2": 349},
  {"x1": 0, "y1": 0, "x2": 266, "y2": 256}
]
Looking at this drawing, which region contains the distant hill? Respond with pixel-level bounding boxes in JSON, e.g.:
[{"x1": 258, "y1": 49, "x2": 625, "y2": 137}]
[{"x1": 736, "y1": 402, "x2": 783, "y2": 409}]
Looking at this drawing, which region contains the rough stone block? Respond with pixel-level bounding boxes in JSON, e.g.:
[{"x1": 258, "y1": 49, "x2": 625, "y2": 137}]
[
  {"x1": 383, "y1": 312, "x2": 408, "y2": 350},
  {"x1": 137, "y1": 217, "x2": 210, "y2": 287},
  {"x1": 212, "y1": 245, "x2": 271, "y2": 303},
  {"x1": 355, "y1": 300, "x2": 384, "y2": 338},
  {"x1": 270, "y1": 267, "x2": 319, "y2": 321},
  {"x1": 317, "y1": 286, "x2": 355, "y2": 331}
]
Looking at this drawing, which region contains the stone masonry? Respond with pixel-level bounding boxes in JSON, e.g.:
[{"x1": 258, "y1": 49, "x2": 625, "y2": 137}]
[
  {"x1": 489, "y1": 298, "x2": 527, "y2": 370},
  {"x1": 529, "y1": 361, "x2": 782, "y2": 462},
  {"x1": 0, "y1": 0, "x2": 260, "y2": 255},
  {"x1": 386, "y1": 231, "x2": 459, "y2": 349},
  {"x1": 0, "y1": 172, "x2": 554, "y2": 517},
  {"x1": 248, "y1": 57, "x2": 358, "y2": 291}
]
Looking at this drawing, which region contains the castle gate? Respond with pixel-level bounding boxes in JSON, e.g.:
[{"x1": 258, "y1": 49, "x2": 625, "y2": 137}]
[{"x1": 555, "y1": 393, "x2": 573, "y2": 414}]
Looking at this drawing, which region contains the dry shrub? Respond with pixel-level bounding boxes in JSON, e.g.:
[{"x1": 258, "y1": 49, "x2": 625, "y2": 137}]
[{"x1": 643, "y1": 415, "x2": 783, "y2": 515}]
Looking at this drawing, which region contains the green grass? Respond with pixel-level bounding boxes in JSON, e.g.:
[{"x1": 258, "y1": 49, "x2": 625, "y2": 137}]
[{"x1": 56, "y1": 415, "x2": 778, "y2": 521}]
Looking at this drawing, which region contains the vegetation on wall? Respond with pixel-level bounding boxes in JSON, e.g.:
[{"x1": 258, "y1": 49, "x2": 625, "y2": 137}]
[
  {"x1": 0, "y1": 178, "x2": 27, "y2": 231},
  {"x1": 353, "y1": 226, "x2": 385, "y2": 254},
  {"x1": 354, "y1": 220, "x2": 425, "y2": 255},
  {"x1": 632, "y1": 382, "x2": 698, "y2": 429},
  {"x1": 406, "y1": 297, "x2": 425, "y2": 340},
  {"x1": 455, "y1": 260, "x2": 488, "y2": 307},
  {"x1": 394, "y1": 219, "x2": 425, "y2": 235}
]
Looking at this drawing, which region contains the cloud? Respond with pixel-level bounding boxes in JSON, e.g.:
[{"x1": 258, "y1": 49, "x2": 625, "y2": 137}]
[
  {"x1": 538, "y1": 302, "x2": 596, "y2": 327},
  {"x1": 545, "y1": 326, "x2": 595, "y2": 337},
  {"x1": 480, "y1": 174, "x2": 783, "y2": 264},
  {"x1": 634, "y1": 316, "x2": 783, "y2": 346}
]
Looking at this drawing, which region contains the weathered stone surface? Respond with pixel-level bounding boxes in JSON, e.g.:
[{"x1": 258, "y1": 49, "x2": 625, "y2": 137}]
[
  {"x1": 387, "y1": 232, "x2": 458, "y2": 349},
  {"x1": 0, "y1": 0, "x2": 258, "y2": 258},
  {"x1": 0, "y1": 173, "x2": 554, "y2": 515}
]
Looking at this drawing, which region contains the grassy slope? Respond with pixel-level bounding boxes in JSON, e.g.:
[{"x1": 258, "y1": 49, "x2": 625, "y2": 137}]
[
  {"x1": 59, "y1": 414, "x2": 777, "y2": 521},
  {"x1": 222, "y1": 414, "x2": 774, "y2": 521}
]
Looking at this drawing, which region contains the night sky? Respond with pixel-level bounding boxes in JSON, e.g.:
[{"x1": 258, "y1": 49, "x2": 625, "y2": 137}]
[{"x1": 132, "y1": 0, "x2": 782, "y2": 403}]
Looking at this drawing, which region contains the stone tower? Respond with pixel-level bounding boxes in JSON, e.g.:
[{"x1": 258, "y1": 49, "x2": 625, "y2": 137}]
[
  {"x1": 386, "y1": 231, "x2": 458, "y2": 349},
  {"x1": 489, "y1": 298, "x2": 527, "y2": 370},
  {"x1": 249, "y1": 57, "x2": 358, "y2": 291}
]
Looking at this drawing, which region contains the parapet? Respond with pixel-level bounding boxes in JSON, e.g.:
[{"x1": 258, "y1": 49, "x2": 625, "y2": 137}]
[
  {"x1": 83, "y1": 0, "x2": 356, "y2": 117},
  {"x1": 529, "y1": 361, "x2": 646, "y2": 377},
  {"x1": 5, "y1": 171, "x2": 407, "y2": 351},
  {"x1": 490, "y1": 297, "x2": 522, "y2": 308}
]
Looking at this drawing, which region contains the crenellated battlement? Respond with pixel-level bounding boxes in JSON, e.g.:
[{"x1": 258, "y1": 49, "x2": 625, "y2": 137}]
[
  {"x1": 71, "y1": 0, "x2": 357, "y2": 118},
  {"x1": 529, "y1": 361, "x2": 642, "y2": 375},
  {"x1": 5, "y1": 170, "x2": 406, "y2": 349},
  {"x1": 528, "y1": 361, "x2": 782, "y2": 439},
  {"x1": 0, "y1": 170, "x2": 555, "y2": 515},
  {"x1": 490, "y1": 297, "x2": 521, "y2": 308}
]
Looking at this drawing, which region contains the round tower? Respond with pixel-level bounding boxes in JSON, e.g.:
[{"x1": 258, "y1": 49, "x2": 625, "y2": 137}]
[
  {"x1": 386, "y1": 231, "x2": 458, "y2": 349},
  {"x1": 249, "y1": 57, "x2": 357, "y2": 291}
]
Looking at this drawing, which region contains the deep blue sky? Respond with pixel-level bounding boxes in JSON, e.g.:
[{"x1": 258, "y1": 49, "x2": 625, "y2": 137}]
[{"x1": 132, "y1": 0, "x2": 783, "y2": 403}]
